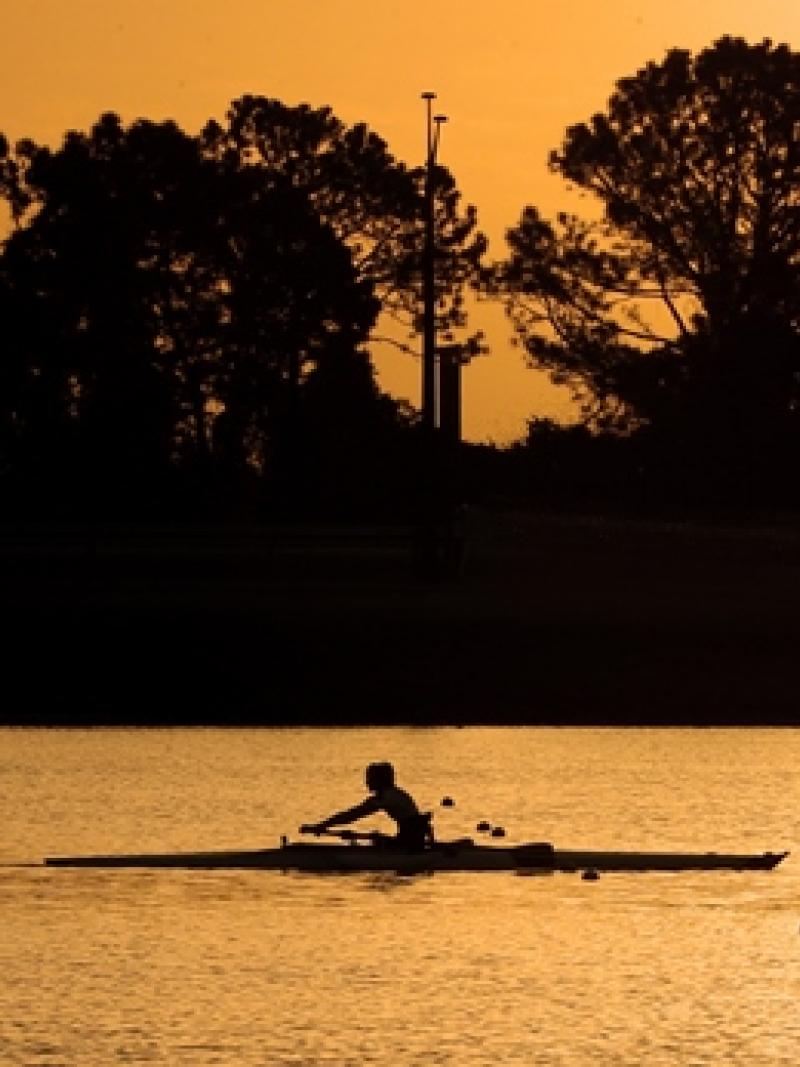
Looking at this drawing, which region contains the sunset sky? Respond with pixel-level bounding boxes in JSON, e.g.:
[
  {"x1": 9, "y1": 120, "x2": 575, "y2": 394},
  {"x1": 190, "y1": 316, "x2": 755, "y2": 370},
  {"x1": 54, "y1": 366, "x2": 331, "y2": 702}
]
[{"x1": 4, "y1": 0, "x2": 800, "y2": 442}]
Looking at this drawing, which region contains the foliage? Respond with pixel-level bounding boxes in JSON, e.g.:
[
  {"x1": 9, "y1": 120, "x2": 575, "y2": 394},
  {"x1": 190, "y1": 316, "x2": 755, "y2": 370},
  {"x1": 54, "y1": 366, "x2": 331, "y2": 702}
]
[
  {"x1": 499, "y1": 37, "x2": 800, "y2": 445},
  {"x1": 0, "y1": 111, "x2": 401, "y2": 516},
  {"x1": 202, "y1": 96, "x2": 487, "y2": 355}
]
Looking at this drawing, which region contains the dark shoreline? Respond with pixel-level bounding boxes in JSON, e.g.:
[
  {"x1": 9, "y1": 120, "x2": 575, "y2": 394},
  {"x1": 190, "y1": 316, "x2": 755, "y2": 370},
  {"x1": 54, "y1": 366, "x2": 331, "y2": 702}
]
[{"x1": 3, "y1": 512, "x2": 799, "y2": 727}]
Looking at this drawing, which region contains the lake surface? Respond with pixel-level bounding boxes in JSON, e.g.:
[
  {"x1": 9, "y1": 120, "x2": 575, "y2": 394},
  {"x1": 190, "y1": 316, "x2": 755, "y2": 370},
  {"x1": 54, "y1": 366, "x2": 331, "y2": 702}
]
[{"x1": 3, "y1": 727, "x2": 799, "y2": 1065}]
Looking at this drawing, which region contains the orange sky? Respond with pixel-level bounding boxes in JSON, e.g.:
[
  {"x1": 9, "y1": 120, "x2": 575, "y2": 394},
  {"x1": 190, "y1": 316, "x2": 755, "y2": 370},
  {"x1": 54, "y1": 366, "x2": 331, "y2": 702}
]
[{"x1": 4, "y1": 0, "x2": 800, "y2": 442}]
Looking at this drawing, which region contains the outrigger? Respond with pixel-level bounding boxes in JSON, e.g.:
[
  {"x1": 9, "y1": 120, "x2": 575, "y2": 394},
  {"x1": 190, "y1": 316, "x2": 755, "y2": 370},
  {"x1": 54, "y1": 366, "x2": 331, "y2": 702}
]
[{"x1": 44, "y1": 828, "x2": 788, "y2": 875}]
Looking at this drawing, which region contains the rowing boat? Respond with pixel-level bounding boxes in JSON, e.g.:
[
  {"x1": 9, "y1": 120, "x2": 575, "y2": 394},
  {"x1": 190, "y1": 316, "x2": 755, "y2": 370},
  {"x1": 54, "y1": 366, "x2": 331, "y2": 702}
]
[{"x1": 43, "y1": 838, "x2": 788, "y2": 874}]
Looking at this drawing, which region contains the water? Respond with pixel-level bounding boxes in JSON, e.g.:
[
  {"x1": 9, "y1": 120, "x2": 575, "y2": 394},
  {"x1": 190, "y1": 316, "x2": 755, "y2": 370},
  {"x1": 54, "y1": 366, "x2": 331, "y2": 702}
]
[{"x1": 2, "y1": 727, "x2": 799, "y2": 1065}]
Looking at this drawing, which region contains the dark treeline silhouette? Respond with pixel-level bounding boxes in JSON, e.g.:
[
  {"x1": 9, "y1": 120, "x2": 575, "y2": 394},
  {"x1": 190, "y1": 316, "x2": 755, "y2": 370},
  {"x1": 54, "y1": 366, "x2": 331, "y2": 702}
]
[
  {"x1": 4, "y1": 38, "x2": 800, "y2": 524},
  {"x1": 0, "y1": 98, "x2": 483, "y2": 523},
  {"x1": 490, "y1": 36, "x2": 800, "y2": 518}
]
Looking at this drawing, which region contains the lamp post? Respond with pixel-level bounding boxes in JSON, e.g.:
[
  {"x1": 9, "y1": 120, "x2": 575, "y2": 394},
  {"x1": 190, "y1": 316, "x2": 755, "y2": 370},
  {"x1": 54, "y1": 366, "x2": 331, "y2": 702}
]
[
  {"x1": 414, "y1": 93, "x2": 450, "y2": 580},
  {"x1": 421, "y1": 92, "x2": 447, "y2": 433}
]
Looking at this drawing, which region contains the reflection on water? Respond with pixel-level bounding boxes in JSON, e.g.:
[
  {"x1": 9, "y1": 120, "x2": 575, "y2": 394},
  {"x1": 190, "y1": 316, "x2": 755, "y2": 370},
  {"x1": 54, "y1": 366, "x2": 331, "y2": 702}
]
[{"x1": 2, "y1": 727, "x2": 800, "y2": 1065}]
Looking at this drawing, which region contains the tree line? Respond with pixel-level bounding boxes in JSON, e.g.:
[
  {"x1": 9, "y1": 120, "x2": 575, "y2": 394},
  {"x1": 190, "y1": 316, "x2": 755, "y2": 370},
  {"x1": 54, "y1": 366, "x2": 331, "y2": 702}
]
[
  {"x1": 3, "y1": 36, "x2": 800, "y2": 522},
  {"x1": 0, "y1": 96, "x2": 484, "y2": 520}
]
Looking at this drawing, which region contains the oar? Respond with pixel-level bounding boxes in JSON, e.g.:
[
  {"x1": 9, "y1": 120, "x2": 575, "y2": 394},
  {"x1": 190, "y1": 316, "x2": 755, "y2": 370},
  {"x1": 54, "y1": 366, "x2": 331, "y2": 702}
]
[{"x1": 299, "y1": 827, "x2": 378, "y2": 842}]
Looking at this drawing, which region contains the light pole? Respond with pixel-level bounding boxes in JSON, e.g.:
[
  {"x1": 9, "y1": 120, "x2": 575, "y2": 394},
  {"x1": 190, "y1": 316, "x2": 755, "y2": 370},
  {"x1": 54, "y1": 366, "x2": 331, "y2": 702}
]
[
  {"x1": 415, "y1": 93, "x2": 449, "y2": 580},
  {"x1": 421, "y1": 92, "x2": 447, "y2": 433}
]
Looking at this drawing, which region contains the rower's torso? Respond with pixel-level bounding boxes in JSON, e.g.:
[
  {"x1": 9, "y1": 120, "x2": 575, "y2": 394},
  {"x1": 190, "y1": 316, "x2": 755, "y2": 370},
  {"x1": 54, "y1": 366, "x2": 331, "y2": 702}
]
[{"x1": 375, "y1": 785, "x2": 419, "y2": 823}]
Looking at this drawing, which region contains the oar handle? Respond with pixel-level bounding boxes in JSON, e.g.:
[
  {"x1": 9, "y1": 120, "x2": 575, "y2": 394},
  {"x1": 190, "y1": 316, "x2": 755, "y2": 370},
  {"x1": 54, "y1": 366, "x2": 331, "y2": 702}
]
[{"x1": 299, "y1": 826, "x2": 377, "y2": 842}]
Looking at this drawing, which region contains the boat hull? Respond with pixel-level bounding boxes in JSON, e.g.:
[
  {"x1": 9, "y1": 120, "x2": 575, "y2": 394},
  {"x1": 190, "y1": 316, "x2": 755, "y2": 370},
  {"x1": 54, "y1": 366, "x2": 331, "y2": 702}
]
[{"x1": 43, "y1": 842, "x2": 788, "y2": 873}]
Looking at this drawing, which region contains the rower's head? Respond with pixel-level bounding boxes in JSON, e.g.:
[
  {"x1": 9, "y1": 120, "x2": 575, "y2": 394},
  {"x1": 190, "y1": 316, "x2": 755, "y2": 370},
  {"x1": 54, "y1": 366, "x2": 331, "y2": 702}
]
[{"x1": 366, "y1": 761, "x2": 395, "y2": 792}]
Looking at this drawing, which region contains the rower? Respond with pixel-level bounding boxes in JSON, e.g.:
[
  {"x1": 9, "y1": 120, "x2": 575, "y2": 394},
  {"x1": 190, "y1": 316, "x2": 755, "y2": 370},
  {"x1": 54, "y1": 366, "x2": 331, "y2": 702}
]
[{"x1": 300, "y1": 762, "x2": 433, "y2": 850}]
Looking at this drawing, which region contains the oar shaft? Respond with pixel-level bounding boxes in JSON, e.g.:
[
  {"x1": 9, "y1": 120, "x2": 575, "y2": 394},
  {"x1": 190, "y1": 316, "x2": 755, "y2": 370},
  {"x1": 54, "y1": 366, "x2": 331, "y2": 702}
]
[{"x1": 301, "y1": 828, "x2": 377, "y2": 842}]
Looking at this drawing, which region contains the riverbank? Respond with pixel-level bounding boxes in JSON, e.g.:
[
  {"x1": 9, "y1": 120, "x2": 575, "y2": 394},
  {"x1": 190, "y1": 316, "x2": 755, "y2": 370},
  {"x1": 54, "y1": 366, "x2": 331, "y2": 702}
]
[{"x1": 3, "y1": 511, "x2": 799, "y2": 725}]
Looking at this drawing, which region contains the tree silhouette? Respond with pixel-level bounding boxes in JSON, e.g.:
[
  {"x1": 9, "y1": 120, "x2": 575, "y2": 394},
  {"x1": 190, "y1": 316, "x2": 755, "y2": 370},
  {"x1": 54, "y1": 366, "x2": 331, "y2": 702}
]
[
  {"x1": 1, "y1": 116, "x2": 196, "y2": 513},
  {"x1": 202, "y1": 96, "x2": 487, "y2": 360},
  {"x1": 499, "y1": 36, "x2": 800, "y2": 462},
  {"x1": 0, "y1": 112, "x2": 394, "y2": 517}
]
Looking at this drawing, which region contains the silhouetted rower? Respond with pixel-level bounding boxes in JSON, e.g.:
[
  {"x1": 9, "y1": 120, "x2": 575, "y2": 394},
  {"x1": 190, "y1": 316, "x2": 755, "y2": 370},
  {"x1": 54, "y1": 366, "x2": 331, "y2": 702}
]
[{"x1": 300, "y1": 762, "x2": 432, "y2": 849}]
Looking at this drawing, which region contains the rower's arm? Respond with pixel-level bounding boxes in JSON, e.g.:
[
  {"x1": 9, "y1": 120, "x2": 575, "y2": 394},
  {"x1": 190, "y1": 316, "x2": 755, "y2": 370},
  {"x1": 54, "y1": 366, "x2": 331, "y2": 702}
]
[{"x1": 307, "y1": 797, "x2": 379, "y2": 832}]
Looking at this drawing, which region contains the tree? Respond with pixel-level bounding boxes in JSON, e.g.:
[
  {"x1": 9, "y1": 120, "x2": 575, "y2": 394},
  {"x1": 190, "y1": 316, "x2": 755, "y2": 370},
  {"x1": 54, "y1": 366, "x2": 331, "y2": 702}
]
[
  {"x1": 1, "y1": 98, "x2": 487, "y2": 519},
  {"x1": 499, "y1": 36, "x2": 800, "y2": 454},
  {"x1": 207, "y1": 170, "x2": 382, "y2": 509},
  {"x1": 201, "y1": 96, "x2": 487, "y2": 362},
  {"x1": 0, "y1": 112, "x2": 383, "y2": 516},
  {"x1": 0, "y1": 115, "x2": 196, "y2": 512}
]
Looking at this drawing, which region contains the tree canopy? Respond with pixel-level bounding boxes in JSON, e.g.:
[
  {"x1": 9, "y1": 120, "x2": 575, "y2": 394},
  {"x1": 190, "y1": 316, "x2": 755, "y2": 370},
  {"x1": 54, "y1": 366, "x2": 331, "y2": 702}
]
[
  {"x1": 499, "y1": 36, "x2": 800, "y2": 452},
  {"x1": 0, "y1": 101, "x2": 484, "y2": 519},
  {"x1": 202, "y1": 96, "x2": 487, "y2": 353}
]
